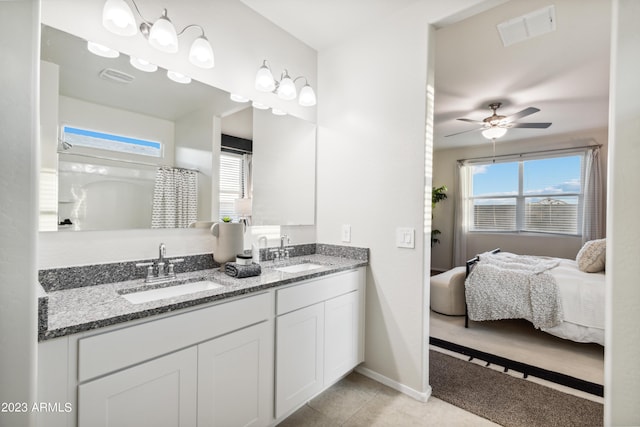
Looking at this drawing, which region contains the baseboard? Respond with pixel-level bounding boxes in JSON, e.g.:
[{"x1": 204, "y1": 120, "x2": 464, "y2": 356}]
[
  {"x1": 429, "y1": 336, "x2": 604, "y2": 397},
  {"x1": 355, "y1": 366, "x2": 432, "y2": 402}
]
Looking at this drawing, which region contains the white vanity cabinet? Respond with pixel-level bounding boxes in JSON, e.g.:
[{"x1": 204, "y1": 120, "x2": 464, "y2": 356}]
[{"x1": 274, "y1": 268, "x2": 365, "y2": 419}]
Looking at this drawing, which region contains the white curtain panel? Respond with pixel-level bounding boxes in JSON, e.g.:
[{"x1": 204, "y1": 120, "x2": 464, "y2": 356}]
[
  {"x1": 151, "y1": 167, "x2": 198, "y2": 228},
  {"x1": 242, "y1": 153, "x2": 253, "y2": 199},
  {"x1": 453, "y1": 161, "x2": 471, "y2": 266},
  {"x1": 581, "y1": 147, "x2": 604, "y2": 243}
]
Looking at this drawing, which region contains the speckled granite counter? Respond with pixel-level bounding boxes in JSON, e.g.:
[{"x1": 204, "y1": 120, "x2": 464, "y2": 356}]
[{"x1": 39, "y1": 253, "x2": 367, "y2": 341}]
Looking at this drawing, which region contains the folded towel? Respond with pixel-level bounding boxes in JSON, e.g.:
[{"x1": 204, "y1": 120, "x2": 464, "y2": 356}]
[{"x1": 225, "y1": 262, "x2": 262, "y2": 278}]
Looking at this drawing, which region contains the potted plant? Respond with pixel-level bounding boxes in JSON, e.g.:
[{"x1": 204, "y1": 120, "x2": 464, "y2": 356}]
[{"x1": 431, "y1": 185, "x2": 448, "y2": 247}]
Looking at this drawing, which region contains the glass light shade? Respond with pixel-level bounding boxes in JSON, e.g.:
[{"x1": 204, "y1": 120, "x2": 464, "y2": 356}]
[
  {"x1": 277, "y1": 75, "x2": 297, "y2": 100},
  {"x1": 87, "y1": 41, "x2": 120, "y2": 58},
  {"x1": 189, "y1": 36, "x2": 214, "y2": 69},
  {"x1": 271, "y1": 108, "x2": 287, "y2": 116},
  {"x1": 482, "y1": 126, "x2": 508, "y2": 139},
  {"x1": 255, "y1": 65, "x2": 276, "y2": 92},
  {"x1": 252, "y1": 101, "x2": 269, "y2": 110},
  {"x1": 298, "y1": 84, "x2": 317, "y2": 106},
  {"x1": 102, "y1": 0, "x2": 137, "y2": 36},
  {"x1": 167, "y1": 70, "x2": 191, "y2": 84},
  {"x1": 149, "y1": 15, "x2": 178, "y2": 53},
  {"x1": 230, "y1": 93, "x2": 250, "y2": 103},
  {"x1": 129, "y1": 56, "x2": 158, "y2": 72}
]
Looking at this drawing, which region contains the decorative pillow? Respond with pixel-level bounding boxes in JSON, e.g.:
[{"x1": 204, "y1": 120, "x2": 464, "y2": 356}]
[{"x1": 576, "y1": 238, "x2": 606, "y2": 273}]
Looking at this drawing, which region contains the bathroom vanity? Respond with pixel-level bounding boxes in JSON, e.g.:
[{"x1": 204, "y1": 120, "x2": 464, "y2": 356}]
[{"x1": 37, "y1": 248, "x2": 367, "y2": 427}]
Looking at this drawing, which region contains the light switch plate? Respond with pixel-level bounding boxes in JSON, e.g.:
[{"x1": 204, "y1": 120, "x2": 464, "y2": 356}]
[
  {"x1": 396, "y1": 227, "x2": 415, "y2": 249},
  {"x1": 341, "y1": 224, "x2": 351, "y2": 243}
]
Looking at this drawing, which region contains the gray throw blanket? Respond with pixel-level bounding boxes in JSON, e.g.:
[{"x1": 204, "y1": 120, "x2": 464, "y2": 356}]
[
  {"x1": 465, "y1": 252, "x2": 563, "y2": 329},
  {"x1": 225, "y1": 262, "x2": 262, "y2": 278}
]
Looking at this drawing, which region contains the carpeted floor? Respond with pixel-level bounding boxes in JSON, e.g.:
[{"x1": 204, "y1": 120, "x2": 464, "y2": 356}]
[{"x1": 429, "y1": 350, "x2": 604, "y2": 427}]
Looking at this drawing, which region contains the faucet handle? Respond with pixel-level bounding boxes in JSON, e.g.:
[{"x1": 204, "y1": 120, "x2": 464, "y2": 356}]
[{"x1": 136, "y1": 262, "x2": 154, "y2": 280}]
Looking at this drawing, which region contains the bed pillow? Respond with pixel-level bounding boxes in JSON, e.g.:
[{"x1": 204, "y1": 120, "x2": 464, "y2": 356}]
[{"x1": 576, "y1": 238, "x2": 606, "y2": 273}]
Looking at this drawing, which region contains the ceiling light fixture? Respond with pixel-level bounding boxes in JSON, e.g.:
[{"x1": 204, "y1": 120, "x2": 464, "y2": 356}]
[
  {"x1": 255, "y1": 60, "x2": 316, "y2": 107},
  {"x1": 101, "y1": 0, "x2": 215, "y2": 69},
  {"x1": 481, "y1": 126, "x2": 508, "y2": 140}
]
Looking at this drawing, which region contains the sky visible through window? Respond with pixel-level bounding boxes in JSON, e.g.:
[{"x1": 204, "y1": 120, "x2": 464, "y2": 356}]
[{"x1": 472, "y1": 155, "x2": 582, "y2": 200}]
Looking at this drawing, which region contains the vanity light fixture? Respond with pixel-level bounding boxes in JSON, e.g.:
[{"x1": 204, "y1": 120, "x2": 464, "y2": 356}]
[
  {"x1": 87, "y1": 41, "x2": 120, "y2": 58},
  {"x1": 251, "y1": 101, "x2": 269, "y2": 110},
  {"x1": 167, "y1": 70, "x2": 191, "y2": 84},
  {"x1": 254, "y1": 60, "x2": 316, "y2": 107},
  {"x1": 101, "y1": 0, "x2": 215, "y2": 69},
  {"x1": 271, "y1": 108, "x2": 287, "y2": 116},
  {"x1": 230, "y1": 93, "x2": 250, "y2": 103},
  {"x1": 129, "y1": 56, "x2": 158, "y2": 72}
]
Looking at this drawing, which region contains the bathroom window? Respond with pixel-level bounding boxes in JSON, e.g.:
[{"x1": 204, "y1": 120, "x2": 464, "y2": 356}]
[
  {"x1": 219, "y1": 152, "x2": 245, "y2": 221},
  {"x1": 61, "y1": 125, "x2": 163, "y2": 157}
]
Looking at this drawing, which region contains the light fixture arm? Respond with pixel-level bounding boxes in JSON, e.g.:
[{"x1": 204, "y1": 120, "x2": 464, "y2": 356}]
[{"x1": 177, "y1": 23, "x2": 206, "y2": 38}]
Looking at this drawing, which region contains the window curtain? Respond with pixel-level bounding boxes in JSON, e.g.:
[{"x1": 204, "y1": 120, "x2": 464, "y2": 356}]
[
  {"x1": 242, "y1": 153, "x2": 253, "y2": 199},
  {"x1": 453, "y1": 161, "x2": 471, "y2": 266},
  {"x1": 582, "y1": 147, "x2": 604, "y2": 243},
  {"x1": 151, "y1": 167, "x2": 198, "y2": 228}
]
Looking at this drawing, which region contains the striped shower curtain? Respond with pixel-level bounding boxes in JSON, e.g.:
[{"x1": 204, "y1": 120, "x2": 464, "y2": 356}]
[{"x1": 151, "y1": 167, "x2": 198, "y2": 228}]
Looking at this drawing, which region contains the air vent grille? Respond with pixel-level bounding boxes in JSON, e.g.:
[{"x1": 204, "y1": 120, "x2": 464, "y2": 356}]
[
  {"x1": 497, "y1": 5, "x2": 556, "y2": 47},
  {"x1": 99, "y1": 68, "x2": 135, "y2": 84}
]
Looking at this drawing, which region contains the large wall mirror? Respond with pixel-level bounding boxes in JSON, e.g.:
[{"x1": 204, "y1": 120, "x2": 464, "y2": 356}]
[{"x1": 39, "y1": 25, "x2": 316, "y2": 231}]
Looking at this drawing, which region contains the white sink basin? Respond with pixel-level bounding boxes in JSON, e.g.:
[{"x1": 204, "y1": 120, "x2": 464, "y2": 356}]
[
  {"x1": 121, "y1": 280, "x2": 223, "y2": 304},
  {"x1": 274, "y1": 263, "x2": 324, "y2": 273}
]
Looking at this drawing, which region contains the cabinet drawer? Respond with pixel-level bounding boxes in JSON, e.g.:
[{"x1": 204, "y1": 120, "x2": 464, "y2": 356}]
[
  {"x1": 78, "y1": 292, "x2": 270, "y2": 382},
  {"x1": 277, "y1": 269, "x2": 360, "y2": 315}
]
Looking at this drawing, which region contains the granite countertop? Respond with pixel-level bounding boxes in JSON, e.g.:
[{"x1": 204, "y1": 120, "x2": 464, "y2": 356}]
[{"x1": 40, "y1": 254, "x2": 367, "y2": 341}]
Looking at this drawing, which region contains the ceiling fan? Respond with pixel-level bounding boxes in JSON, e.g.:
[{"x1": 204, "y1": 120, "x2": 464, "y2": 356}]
[{"x1": 445, "y1": 102, "x2": 552, "y2": 139}]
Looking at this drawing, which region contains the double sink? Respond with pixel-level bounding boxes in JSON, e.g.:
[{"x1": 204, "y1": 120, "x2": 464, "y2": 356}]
[{"x1": 120, "y1": 262, "x2": 324, "y2": 305}]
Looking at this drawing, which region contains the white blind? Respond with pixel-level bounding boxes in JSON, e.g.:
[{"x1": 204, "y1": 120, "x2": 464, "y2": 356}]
[{"x1": 219, "y1": 152, "x2": 244, "y2": 221}]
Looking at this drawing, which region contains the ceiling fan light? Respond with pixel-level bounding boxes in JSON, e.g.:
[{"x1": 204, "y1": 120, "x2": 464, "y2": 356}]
[
  {"x1": 277, "y1": 74, "x2": 297, "y2": 101},
  {"x1": 87, "y1": 41, "x2": 120, "y2": 58},
  {"x1": 148, "y1": 11, "x2": 178, "y2": 53},
  {"x1": 255, "y1": 64, "x2": 276, "y2": 92},
  {"x1": 298, "y1": 84, "x2": 316, "y2": 106},
  {"x1": 189, "y1": 36, "x2": 214, "y2": 69},
  {"x1": 482, "y1": 127, "x2": 507, "y2": 140},
  {"x1": 102, "y1": 0, "x2": 137, "y2": 36}
]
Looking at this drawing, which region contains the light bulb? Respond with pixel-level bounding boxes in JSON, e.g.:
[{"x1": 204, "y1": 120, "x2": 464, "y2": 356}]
[
  {"x1": 298, "y1": 84, "x2": 316, "y2": 106},
  {"x1": 189, "y1": 36, "x2": 214, "y2": 69},
  {"x1": 102, "y1": 0, "x2": 137, "y2": 36},
  {"x1": 148, "y1": 11, "x2": 178, "y2": 53},
  {"x1": 255, "y1": 64, "x2": 275, "y2": 92}
]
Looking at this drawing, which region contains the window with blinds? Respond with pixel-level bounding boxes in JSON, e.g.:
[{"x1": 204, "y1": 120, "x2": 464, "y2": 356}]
[
  {"x1": 219, "y1": 152, "x2": 245, "y2": 221},
  {"x1": 468, "y1": 154, "x2": 584, "y2": 235}
]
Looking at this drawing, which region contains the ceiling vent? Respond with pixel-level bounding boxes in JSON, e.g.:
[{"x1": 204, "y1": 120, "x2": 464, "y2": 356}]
[
  {"x1": 99, "y1": 68, "x2": 135, "y2": 84},
  {"x1": 497, "y1": 5, "x2": 556, "y2": 47}
]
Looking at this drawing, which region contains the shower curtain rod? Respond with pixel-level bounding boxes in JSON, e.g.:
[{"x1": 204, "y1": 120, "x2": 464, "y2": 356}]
[
  {"x1": 58, "y1": 150, "x2": 200, "y2": 173},
  {"x1": 457, "y1": 143, "x2": 602, "y2": 163}
]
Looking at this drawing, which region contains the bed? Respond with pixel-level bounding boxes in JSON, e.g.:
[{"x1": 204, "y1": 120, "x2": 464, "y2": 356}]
[{"x1": 464, "y1": 245, "x2": 605, "y2": 346}]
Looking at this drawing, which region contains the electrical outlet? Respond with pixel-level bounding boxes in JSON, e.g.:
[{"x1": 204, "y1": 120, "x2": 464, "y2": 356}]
[{"x1": 341, "y1": 224, "x2": 351, "y2": 243}]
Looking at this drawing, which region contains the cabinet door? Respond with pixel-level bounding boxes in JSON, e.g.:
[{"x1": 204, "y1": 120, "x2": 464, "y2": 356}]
[
  {"x1": 324, "y1": 291, "x2": 360, "y2": 385},
  {"x1": 275, "y1": 303, "x2": 324, "y2": 418},
  {"x1": 198, "y1": 321, "x2": 273, "y2": 427},
  {"x1": 78, "y1": 347, "x2": 197, "y2": 427}
]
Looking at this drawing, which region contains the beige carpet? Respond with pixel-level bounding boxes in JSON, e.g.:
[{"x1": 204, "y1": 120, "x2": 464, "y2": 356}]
[{"x1": 430, "y1": 350, "x2": 604, "y2": 427}]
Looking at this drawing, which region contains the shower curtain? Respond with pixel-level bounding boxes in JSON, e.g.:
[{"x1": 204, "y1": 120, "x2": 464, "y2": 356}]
[{"x1": 151, "y1": 167, "x2": 198, "y2": 228}]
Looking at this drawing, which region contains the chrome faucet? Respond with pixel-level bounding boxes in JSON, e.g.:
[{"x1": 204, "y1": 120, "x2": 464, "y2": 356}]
[{"x1": 136, "y1": 243, "x2": 184, "y2": 283}]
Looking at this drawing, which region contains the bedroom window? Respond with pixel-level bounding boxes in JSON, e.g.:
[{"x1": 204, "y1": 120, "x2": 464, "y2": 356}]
[{"x1": 468, "y1": 153, "x2": 584, "y2": 235}]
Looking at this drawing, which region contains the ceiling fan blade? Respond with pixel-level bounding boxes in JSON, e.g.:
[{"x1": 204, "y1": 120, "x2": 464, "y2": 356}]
[
  {"x1": 456, "y1": 118, "x2": 485, "y2": 124},
  {"x1": 509, "y1": 122, "x2": 552, "y2": 129},
  {"x1": 444, "y1": 127, "x2": 484, "y2": 137},
  {"x1": 504, "y1": 107, "x2": 540, "y2": 122}
]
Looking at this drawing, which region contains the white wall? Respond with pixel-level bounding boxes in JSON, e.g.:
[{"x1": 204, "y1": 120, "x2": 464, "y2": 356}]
[
  {"x1": 38, "y1": 0, "x2": 318, "y2": 268},
  {"x1": 317, "y1": 3, "x2": 434, "y2": 396},
  {"x1": 606, "y1": 0, "x2": 640, "y2": 424},
  {"x1": 0, "y1": 2, "x2": 39, "y2": 426},
  {"x1": 431, "y1": 129, "x2": 609, "y2": 270}
]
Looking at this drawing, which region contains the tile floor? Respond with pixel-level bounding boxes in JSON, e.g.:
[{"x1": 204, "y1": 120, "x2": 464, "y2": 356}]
[{"x1": 278, "y1": 371, "x2": 499, "y2": 426}]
